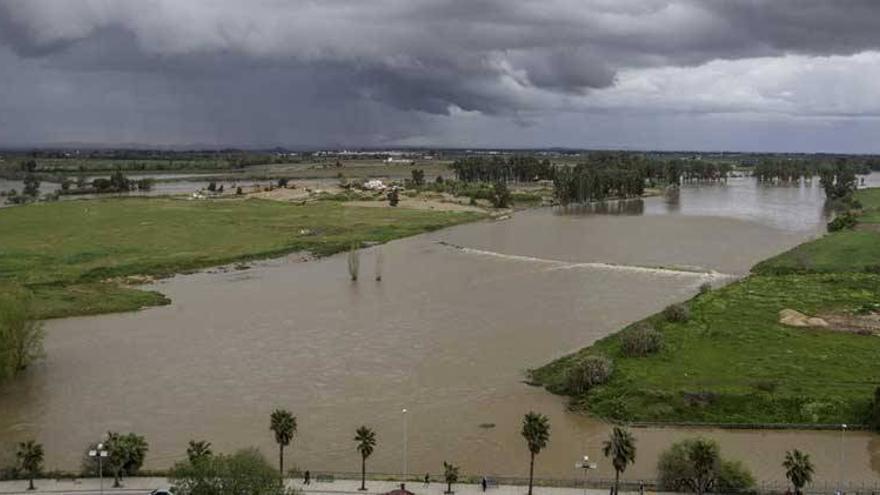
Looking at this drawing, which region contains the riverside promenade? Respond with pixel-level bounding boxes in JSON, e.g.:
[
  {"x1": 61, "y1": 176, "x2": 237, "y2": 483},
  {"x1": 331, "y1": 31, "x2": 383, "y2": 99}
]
[{"x1": 0, "y1": 477, "x2": 650, "y2": 495}]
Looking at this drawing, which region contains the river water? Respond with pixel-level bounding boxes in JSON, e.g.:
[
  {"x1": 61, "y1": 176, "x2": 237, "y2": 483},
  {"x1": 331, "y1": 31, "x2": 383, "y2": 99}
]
[{"x1": 1, "y1": 176, "x2": 879, "y2": 487}]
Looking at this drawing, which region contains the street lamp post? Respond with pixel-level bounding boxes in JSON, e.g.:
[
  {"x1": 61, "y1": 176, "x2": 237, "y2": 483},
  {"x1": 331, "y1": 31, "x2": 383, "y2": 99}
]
[
  {"x1": 839, "y1": 423, "x2": 847, "y2": 494},
  {"x1": 88, "y1": 443, "x2": 109, "y2": 495},
  {"x1": 575, "y1": 455, "x2": 597, "y2": 495},
  {"x1": 402, "y1": 408, "x2": 408, "y2": 482}
]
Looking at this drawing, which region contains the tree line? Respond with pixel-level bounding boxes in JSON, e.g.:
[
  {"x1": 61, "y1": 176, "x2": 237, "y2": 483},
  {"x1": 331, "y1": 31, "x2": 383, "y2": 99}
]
[{"x1": 4, "y1": 407, "x2": 846, "y2": 495}]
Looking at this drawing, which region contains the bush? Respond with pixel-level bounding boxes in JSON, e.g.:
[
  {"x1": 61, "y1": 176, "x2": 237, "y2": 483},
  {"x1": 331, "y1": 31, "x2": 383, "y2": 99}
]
[
  {"x1": 699, "y1": 282, "x2": 712, "y2": 295},
  {"x1": 620, "y1": 323, "x2": 662, "y2": 357},
  {"x1": 827, "y1": 211, "x2": 857, "y2": 232},
  {"x1": 565, "y1": 355, "x2": 613, "y2": 394},
  {"x1": 490, "y1": 181, "x2": 511, "y2": 208},
  {"x1": 717, "y1": 460, "x2": 755, "y2": 493},
  {"x1": 663, "y1": 303, "x2": 691, "y2": 323},
  {"x1": 169, "y1": 448, "x2": 288, "y2": 495},
  {"x1": 868, "y1": 387, "x2": 880, "y2": 432}
]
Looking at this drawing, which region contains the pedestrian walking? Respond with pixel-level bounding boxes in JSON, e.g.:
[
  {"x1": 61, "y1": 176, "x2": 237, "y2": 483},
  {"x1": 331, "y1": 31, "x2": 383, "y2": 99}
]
[
  {"x1": 425, "y1": 473, "x2": 431, "y2": 486},
  {"x1": 304, "y1": 470, "x2": 311, "y2": 485},
  {"x1": 481, "y1": 477, "x2": 487, "y2": 492}
]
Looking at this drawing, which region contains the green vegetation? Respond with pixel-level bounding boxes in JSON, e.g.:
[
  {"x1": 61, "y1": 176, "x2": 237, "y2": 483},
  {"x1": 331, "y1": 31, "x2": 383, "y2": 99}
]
[
  {"x1": 0, "y1": 198, "x2": 482, "y2": 319},
  {"x1": 443, "y1": 461, "x2": 460, "y2": 494},
  {"x1": 269, "y1": 409, "x2": 297, "y2": 477},
  {"x1": 0, "y1": 288, "x2": 45, "y2": 382},
  {"x1": 169, "y1": 447, "x2": 292, "y2": 495},
  {"x1": 520, "y1": 411, "x2": 550, "y2": 495},
  {"x1": 657, "y1": 438, "x2": 754, "y2": 494},
  {"x1": 532, "y1": 188, "x2": 880, "y2": 425},
  {"x1": 186, "y1": 440, "x2": 213, "y2": 465}
]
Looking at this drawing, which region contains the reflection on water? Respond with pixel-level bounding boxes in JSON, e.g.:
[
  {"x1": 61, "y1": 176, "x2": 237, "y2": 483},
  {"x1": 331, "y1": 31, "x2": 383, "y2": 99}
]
[{"x1": 0, "y1": 175, "x2": 879, "y2": 485}]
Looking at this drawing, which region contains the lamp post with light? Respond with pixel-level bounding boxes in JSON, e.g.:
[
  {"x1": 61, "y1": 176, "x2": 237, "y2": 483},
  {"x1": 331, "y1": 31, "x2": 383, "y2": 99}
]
[
  {"x1": 575, "y1": 455, "x2": 597, "y2": 495},
  {"x1": 88, "y1": 443, "x2": 109, "y2": 495},
  {"x1": 402, "y1": 408, "x2": 408, "y2": 482},
  {"x1": 838, "y1": 423, "x2": 847, "y2": 494}
]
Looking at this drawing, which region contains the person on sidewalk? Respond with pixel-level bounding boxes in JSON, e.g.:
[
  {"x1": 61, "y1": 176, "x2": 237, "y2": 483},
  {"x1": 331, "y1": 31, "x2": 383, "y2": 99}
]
[
  {"x1": 481, "y1": 477, "x2": 487, "y2": 492},
  {"x1": 304, "y1": 470, "x2": 311, "y2": 485},
  {"x1": 424, "y1": 473, "x2": 431, "y2": 487}
]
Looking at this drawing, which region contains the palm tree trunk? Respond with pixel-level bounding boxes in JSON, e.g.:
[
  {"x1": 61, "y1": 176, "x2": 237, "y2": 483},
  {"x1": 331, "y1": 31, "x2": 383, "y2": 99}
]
[
  {"x1": 614, "y1": 470, "x2": 620, "y2": 495},
  {"x1": 528, "y1": 452, "x2": 535, "y2": 495},
  {"x1": 113, "y1": 470, "x2": 121, "y2": 488},
  {"x1": 279, "y1": 445, "x2": 284, "y2": 477},
  {"x1": 360, "y1": 456, "x2": 366, "y2": 490},
  {"x1": 28, "y1": 477, "x2": 34, "y2": 491}
]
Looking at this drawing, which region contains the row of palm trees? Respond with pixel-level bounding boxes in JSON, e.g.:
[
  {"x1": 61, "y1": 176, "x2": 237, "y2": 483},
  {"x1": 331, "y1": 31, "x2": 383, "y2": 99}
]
[{"x1": 7, "y1": 410, "x2": 817, "y2": 494}]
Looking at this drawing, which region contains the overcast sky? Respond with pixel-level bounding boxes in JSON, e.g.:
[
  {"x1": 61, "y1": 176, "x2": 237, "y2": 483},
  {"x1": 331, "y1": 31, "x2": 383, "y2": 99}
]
[{"x1": 2, "y1": 0, "x2": 880, "y2": 152}]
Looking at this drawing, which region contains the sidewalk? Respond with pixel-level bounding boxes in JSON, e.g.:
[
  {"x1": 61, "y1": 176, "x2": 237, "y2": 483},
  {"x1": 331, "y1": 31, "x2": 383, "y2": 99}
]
[{"x1": 0, "y1": 477, "x2": 643, "y2": 495}]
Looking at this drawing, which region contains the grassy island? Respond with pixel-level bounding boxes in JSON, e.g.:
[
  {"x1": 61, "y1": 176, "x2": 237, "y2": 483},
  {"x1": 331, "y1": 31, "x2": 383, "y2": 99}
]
[
  {"x1": 531, "y1": 187, "x2": 880, "y2": 426},
  {"x1": 0, "y1": 197, "x2": 483, "y2": 319}
]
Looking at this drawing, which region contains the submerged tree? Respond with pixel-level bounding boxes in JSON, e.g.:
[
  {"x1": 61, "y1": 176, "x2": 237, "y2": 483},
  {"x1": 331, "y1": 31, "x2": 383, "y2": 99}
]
[
  {"x1": 354, "y1": 426, "x2": 376, "y2": 491},
  {"x1": 374, "y1": 248, "x2": 384, "y2": 282},
  {"x1": 603, "y1": 426, "x2": 636, "y2": 495},
  {"x1": 0, "y1": 287, "x2": 45, "y2": 381},
  {"x1": 348, "y1": 245, "x2": 360, "y2": 281},
  {"x1": 269, "y1": 409, "x2": 296, "y2": 477},
  {"x1": 521, "y1": 411, "x2": 550, "y2": 495}
]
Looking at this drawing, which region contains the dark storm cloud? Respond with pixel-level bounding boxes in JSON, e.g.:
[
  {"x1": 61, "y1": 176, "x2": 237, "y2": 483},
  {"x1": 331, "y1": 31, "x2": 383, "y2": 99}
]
[{"x1": 2, "y1": 0, "x2": 880, "y2": 149}]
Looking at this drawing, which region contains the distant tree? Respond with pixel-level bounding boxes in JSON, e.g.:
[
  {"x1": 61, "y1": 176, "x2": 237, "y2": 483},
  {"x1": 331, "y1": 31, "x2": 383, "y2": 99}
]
[
  {"x1": 348, "y1": 245, "x2": 360, "y2": 281},
  {"x1": 387, "y1": 187, "x2": 400, "y2": 206},
  {"x1": 443, "y1": 461, "x2": 459, "y2": 494},
  {"x1": 207, "y1": 182, "x2": 217, "y2": 192},
  {"x1": 354, "y1": 426, "x2": 376, "y2": 490},
  {"x1": 136, "y1": 178, "x2": 154, "y2": 192},
  {"x1": 22, "y1": 174, "x2": 40, "y2": 198},
  {"x1": 186, "y1": 440, "x2": 213, "y2": 464},
  {"x1": 236, "y1": 186, "x2": 243, "y2": 195},
  {"x1": 411, "y1": 169, "x2": 425, "y2": 187},
  {"x1": 269, "y1": 409, "x2": 296, "y2": 477},
  {"x1": 783, "y1": 450, "x2": 814, "y2": 495},
  {"x1": 490, "y1": 181, "x2": 511, "y2": 208},
  {"x1": 16, "y1": 440, "x2": 44, "y2": 491},
  {"x1": 108, "y1": 170, "x2": 131, "y2": 192},
  {"x1": 19, "y1": 160, "x2": 37, "y2": 173},
  {"x1": 603, "y1": 427, "x2": 636, "y2": 495},
  {"x1": 521, "y1": 411, "x2": 550, "y2": 495},
  {"x1": 278, "y1": 178, "x2": 289, "y2": 188}
]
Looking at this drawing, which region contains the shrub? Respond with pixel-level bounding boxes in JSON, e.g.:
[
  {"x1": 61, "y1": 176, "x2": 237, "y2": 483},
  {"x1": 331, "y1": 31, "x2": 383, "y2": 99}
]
[
  {"x1": 490, "y1": 181, "x2": 511, "y2": 208},
  {"x1": 868, "y1": 387, "x2": 880, "y2": 432},
  {"x1": 698, "y1": 282, "x2": 712, "y2": 295},
  {"x1": 827, "y1": 212, "x2": 857, "y2": 232},
  {"x1": 620, "y1": 323, "x2": 662, "y2": 357},
  {"x1": 663, "y1": 303, "x2": 691, "y2": 323},
  {"x1": 717, "y1": 460, "x2": 755, "y2": 493},
  {"x1": 565, "y1": 355, "x2": 613, "y2": 394}
]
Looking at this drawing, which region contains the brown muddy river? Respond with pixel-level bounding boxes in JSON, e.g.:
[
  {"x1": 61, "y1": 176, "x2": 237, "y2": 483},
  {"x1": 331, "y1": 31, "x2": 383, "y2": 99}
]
[{"x1": 1, "y1": 177, "x2": 879, "y2": 488}]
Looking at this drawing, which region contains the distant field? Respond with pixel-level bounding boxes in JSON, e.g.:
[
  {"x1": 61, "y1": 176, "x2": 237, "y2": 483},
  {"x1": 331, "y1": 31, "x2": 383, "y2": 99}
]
[
  {"x1": 531, "y1": 187, "x2": 880, "y2": 426},
  {"x1": 0, "y1": 197, "x2": 483, "y2": 318}
]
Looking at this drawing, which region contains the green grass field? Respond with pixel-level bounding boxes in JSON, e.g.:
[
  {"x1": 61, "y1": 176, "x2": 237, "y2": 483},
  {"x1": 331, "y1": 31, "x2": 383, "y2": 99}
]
[
  {"x1": 531, "y1": 187, "x2": 880, "y2": 426},
  {"x1": 0, "y1": 197, "x2": 483, "y2": 318}
]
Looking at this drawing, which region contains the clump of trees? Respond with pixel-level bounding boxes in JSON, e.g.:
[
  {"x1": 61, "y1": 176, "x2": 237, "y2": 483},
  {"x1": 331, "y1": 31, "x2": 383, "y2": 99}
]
[
  {"x1": 657, "y1": 437, "x2": 754, "y2": 494},
  {"x1": 0, "y1": 287, "x2": 45, "y2": 382},
  {"x1": 81, "y1": 432, "x2": 149, "y2": 487},
  {"x1": 620, "y1": 323, "x2": 662, "y2": 357},
  {"x1": 170, "y1": 448, "x2": 292, "y2": 495},
  {"x1": 490, "y1": 181, "x2": 511, "y2": 208},
  {"x1": 565, "y1": 355, "x2": 613, "y2": 394},
  {"x1": 450, "y1": 155, "x2": 554, "y2": 183},
  {"x1": 819, "y1": 160, "x2": 859, "y2": 201}
]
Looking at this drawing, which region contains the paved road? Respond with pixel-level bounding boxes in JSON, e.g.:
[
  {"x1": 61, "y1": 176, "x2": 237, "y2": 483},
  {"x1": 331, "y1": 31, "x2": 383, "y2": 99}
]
[{"x1": 0, "y1": 477, "x2": 649, "y2": 495}]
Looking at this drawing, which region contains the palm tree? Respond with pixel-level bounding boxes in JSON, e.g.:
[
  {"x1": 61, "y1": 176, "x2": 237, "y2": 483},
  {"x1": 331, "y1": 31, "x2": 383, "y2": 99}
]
[
  {"x1": 354, "y1": 426, "x2": 376, "y2": 491},
  {"x1": 521, "y1": 411, "x2": 550, "y2": 495},
  {"x1": 16, "y1": 440, "x2": 43, "y2": 491},
  {"x1": 443, "y1": 461, "x2": 459, "y2": 494},
  {"x1": 186, "y1": 440, "x2": 213, "y2": 464},
  {"x1": 603, "y1": 427, "x2": 636, "y2": 495},
  {"x1": 783, "y1": 449, "x2": 815, "y2": 495},
  {"x1": 269, "y1": 409, "x2": 297, "y2": 477}
]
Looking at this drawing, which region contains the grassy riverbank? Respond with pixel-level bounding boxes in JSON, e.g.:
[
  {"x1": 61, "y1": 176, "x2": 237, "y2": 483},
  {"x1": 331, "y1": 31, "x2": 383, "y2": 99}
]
[
  {"x1": 0, "y1": 197, "x2": 483, "y2": 319},
  {"x1": 531, "y1": 188, "x2": 880, "y2": 425}
]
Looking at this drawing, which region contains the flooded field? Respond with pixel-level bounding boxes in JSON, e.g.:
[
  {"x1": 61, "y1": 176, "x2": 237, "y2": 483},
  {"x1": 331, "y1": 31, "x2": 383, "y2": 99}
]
[{"x1": 1, "y1": 176, "x2": 878, "y2": 486}]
